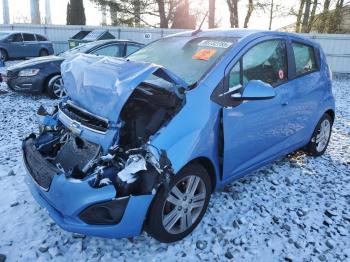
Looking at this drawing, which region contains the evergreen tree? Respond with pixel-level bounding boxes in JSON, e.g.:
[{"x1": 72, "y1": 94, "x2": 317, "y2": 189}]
[{"x1": 67, "y1": 0, "x2": 86, "y2": 25}]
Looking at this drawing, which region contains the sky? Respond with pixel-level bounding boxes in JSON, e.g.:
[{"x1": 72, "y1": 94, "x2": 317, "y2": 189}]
[{"x1": 0, "y1": 0, "x2": 299, "y2": 30}]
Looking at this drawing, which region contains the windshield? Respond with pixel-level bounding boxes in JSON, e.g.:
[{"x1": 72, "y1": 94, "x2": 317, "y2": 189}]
[
  {"x1": 59, "y1": 41, "x2": 99, "y2": 57},
  {"x1": 128, "y1": 36, "x2": 239, "y2": 85},
  {"x1": 0, "y1": 32, "x2": 10, "y2": 39}
]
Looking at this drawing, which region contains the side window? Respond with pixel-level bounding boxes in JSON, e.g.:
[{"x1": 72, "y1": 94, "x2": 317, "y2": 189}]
[
  {"x1": 242, "y1": 40, "x2": 288, "y2": 86},
  {"x1": 228, "y1": 62, "x2": 241, "y2": 91},
  {"x1": 10, "y1": 33, "x2": 23, "y2": 42},
  {"x1": 126, "y1": 44, "x2": 142, "y2": 56},
  {"x1": 292, "y1": 42, "x2": 317, "y2": 76},
  {"x1": 36, "y1": 34, "x2": 47, "y2": 41},
  {"x1": 90, "y1": 44, "x2": 122, "y2": 57},
  {"x1": 23, "y1": 33, "x2": 36, "y2": 41},
  {"x1": 228, "y1": 40, "x2": 288, "y2": 88}
]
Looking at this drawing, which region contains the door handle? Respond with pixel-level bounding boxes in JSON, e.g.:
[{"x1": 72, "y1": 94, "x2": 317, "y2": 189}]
[{"x1": 281, "y1": 101, "x2": 289, "y2": 106}]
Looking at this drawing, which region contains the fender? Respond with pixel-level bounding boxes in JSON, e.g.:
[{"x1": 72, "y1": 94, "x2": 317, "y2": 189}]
[{"x1": 306, "y1": 92, "x2": 335, "y2": 142}]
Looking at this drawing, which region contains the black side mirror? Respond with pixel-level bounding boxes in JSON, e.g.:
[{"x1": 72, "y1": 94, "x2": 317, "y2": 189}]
[{"x1": 211, "y1": 80, "x2": 276, "y2": 108}]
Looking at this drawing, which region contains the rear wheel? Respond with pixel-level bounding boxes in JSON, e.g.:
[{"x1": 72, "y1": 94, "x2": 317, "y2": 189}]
[
  {"x1": 39, "y1": 49, "x2": 49, "y2": 57},
  {"x1": 146, "y1": 163, "x2": 211, "y2": 243},
  {"x1": 305, "y1": 113, "x2": 333, "y2": 156},
  {"x1": 0, "y1": 49, "x2": 8, "y2": 61},
  {"x1": 47, "y1": 75, "x2": 66, "y2": 99}
]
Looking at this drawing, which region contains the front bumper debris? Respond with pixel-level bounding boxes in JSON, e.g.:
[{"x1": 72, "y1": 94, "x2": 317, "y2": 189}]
[{"x1": 22, "y1": 138, "x2": 154, "y2": 238}]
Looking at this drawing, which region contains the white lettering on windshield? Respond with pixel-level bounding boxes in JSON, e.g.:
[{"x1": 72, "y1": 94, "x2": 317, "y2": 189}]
[{"x1": 198, "y1": 40, "x2": 233, "y2": 49}]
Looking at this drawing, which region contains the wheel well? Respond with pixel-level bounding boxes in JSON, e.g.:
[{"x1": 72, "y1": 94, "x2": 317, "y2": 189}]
[
  {"x1": 44, "y1": 73, "x2": 60, "y2": 90},
  {"x1": 0, "y1": 48, "x2": 8, "y2": 57},
  {"x1": 189, "y1": 157, "x2": 217, "y2": 193},
  {"x1": 325, "y1": 109, "x2": 335, "y2": 124},
  {"x1": 39, "y1": 48, "x2": 49, "y2": 55}
]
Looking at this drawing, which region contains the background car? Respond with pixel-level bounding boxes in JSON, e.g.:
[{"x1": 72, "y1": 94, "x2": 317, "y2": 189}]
[
  {"x1": 0, "y1": 31, "x2": 54, "y2": 61},
  {"x1": 2, "y1": 39, "x2": 144, "y2": 98}
]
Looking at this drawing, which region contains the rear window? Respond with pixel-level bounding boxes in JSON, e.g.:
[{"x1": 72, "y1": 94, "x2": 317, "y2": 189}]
[
  {"x1": 292, "y1": 42, "x2": 318, "y2": 76},
  {"x1": 36, "y1": 34, "x2": 47, "y2": 41},
  {"x1": 23, "y1": 33, "x2": 36, "y2": 41}
]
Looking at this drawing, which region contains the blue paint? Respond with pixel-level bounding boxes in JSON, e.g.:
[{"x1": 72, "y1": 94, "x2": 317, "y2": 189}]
[{"x1": 24, "y1": 29, "x2": 335, "y2": 239}]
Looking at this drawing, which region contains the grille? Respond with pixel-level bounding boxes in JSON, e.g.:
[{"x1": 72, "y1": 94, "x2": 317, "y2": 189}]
[
  {"x1": 23, "y1": 139, "x2": 59, "y2": 191},
  {"x1": 59, "y1": 102, "x2": 109, "y2": 133}
]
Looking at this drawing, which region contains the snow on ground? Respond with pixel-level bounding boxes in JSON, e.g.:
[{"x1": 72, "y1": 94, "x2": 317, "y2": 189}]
[{"x1": 0, "y1": 61, "x2": 349, "y2": 261}]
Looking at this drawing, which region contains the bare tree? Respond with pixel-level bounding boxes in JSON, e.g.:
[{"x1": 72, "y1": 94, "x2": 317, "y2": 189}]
[
  {"x1": 318, "y1": 0, "x2": 330, "y2": 33},
  {"x1": 227, "y1": 0, "x2": 239, "y2": 28},
  {"x1": 156, "y1": 0, "x2": 169, "y2": 27},
  {"x1": 244, "y1": 0, "x2": 254, "y2": 28},
  {"x1": 301, "y1": 0, "x2": 311, "y2": 32},
  {"x1": 328, "y1": 0, "x2": 345, "y2": 33},
  {"x1": 295, "y1": 0, "x2": 305, "y2": 32},
  {"x1": 45, "y1": 0, "x2": 52, "y2": 24},
  {"x1": 256, "y1": 0, "x2": 286, "y2": 30},
  {"x1": 208, "y1": 0, "x2": 216, "y2": 28},
  {"x1": 30, "y1": 0, "x2": 41, "y2": 24},
  {"x1": 2, "y1": 0, "x2": 10, "y2": 24},
  {"x1": 307, "y1": 0, "x2": 317, "y2": 32}
]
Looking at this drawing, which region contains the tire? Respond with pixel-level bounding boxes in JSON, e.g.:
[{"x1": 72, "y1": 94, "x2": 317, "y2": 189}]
[
  {"x1": 146, "y1": 163, "x2": 211, "y2": 243},
  {"x1": 39, "y1": 49, "x2": 49, "y2": 57},
  {"x1": 305, "y1": 113, "x2": 333, "y2": 156},
  {"x1": 46, "y1": 75, "x2": 66, "y2": 99},
  {"x1": 0, "y1": 48, "x2": 8, "y2": 61}
]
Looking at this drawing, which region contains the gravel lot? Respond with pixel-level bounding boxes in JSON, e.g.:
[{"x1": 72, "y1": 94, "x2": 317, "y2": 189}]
[{"x1": 0, "y1": 66, "x2": 349, "y2": 261}]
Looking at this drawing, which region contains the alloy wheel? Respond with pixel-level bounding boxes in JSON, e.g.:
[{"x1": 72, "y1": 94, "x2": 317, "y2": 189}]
[
  {"x1": 315, "y1": 118, "x2": 331, "y2": 152},
  {"x1": 0, "y1": 50, "x2": 6, "y2": 61},
  {"x1": 162, "y1": 175, "x2": 206, "y2": 234},
  {"x1": 52, "y1": 77, "x2": 66, "y2": 98}
]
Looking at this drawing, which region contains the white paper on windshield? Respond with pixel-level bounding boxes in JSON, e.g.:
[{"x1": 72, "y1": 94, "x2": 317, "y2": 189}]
[{"x1": 198, "y1": 40, "x2": 233, "y2": 49}]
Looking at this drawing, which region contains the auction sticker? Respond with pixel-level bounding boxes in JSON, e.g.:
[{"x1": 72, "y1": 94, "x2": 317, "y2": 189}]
[
  {"x1": 198, "y1": 40, "x2": 232, "y2": 49},
  {"x1": 193, "y1": 49, "x2": 217, "y2": 61}
]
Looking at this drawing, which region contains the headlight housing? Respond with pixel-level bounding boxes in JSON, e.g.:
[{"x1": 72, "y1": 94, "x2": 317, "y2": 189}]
[{"x1": 18, "y1": 69, "x2": 40, "y2": 77}]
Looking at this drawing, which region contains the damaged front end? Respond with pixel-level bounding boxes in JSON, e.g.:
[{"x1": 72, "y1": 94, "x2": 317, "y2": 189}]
[{"x1": 22, "y1": 54, "x2": 186, "y2": 238}]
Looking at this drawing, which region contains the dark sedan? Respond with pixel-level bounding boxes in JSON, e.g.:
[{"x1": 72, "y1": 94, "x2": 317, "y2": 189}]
[{"x1": 1, "y1": 40, "x2": 144, "y2": 98}]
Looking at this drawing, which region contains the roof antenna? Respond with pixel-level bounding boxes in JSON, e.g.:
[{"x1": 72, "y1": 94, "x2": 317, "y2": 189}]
[{"x1": 192, "y1": 11, "x2": 208, "y2": 36}]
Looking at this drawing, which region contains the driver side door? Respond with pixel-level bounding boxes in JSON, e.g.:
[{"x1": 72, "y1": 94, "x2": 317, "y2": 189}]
[{"x1": 220, "y1": 39, "x2": 292, "y2": 181}]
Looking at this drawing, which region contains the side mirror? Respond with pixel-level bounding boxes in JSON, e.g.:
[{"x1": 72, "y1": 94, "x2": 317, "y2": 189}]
[{"x1": 234, "y1": 80, "x2": 276, "y2": 101}]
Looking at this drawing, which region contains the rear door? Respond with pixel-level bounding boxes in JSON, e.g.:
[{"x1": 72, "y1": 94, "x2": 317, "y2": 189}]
[
  {"x1": 7, "y1": 33, "x2": 24, "y2": 57},
  {"x1": 285, "y1": 40, "x2": 322, "y2": 145},
  {"x1": 22, "y1": 33, "x2": 38, "y2": 57},
  {"x1": 220, "y1": 38, "x2": 296, "y2": 180}
]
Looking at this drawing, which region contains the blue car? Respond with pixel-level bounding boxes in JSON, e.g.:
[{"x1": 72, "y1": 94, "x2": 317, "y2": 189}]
[
  {"x1": 22, "y1": 29, "x2": 335, "y2": 242},
  {"x1": 0, "y1": 31, "x2": 54, "y2": 61}
]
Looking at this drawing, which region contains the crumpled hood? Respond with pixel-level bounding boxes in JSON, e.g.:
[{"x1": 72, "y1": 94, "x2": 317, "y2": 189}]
[
  {"x1": 61, "y1": 54, "x2": 187, "y2": 123},
  {"x1": 8, "y1": 56, "x2": 64, "y2": 70}
]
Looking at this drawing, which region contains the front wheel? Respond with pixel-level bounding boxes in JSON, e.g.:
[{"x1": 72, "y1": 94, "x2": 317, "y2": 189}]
[
  {"x1": 47, "y1": 75, "x2": 66, "y2": 99},
  {"x1": 39, "y1": 49, "x2": 49, "y2": 57},
  {"x1": 0, "y1": 49, "x2": 8, "y2": 61},
  {"x1": 146, "y1": 163, "x2": 211, "y2": 243},
  {"x1": 305, "y1": 113, "x2": 333, "y2": 156}
]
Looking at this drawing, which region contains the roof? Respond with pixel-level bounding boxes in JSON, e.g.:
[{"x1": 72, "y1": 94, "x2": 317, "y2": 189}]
[
  {"x1": 166, "y1": 28, "x2": 318, "y2": 46},
  {"x1": 0, "y1": 31, "x2": 45, "y2": 36},
  {"x1": 91, "y1": 39, "x2": 144, "y2": 45}
]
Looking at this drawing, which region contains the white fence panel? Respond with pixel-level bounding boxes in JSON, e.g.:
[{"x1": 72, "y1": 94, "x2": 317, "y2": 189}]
[{"x1": 0, "y1": 24, "x2": 349, "y2": 73}]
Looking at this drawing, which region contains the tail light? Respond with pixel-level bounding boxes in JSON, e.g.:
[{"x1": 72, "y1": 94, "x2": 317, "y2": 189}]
[{"x1": 328, "y1": 65, "x2": 333, "y2": 81}]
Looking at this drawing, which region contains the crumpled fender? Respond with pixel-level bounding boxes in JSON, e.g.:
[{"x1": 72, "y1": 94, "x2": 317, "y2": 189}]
[{"x1": 61, "y1": 54, "x2": 188, "y2": 123}]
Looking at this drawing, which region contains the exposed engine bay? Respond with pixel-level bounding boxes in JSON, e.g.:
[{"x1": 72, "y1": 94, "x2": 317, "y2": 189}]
[{"x1": 25, "y1": 81, "x2": 184, "y2": 197}]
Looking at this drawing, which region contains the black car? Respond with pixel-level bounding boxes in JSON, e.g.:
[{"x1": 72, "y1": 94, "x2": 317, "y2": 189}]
[{"x1": 1, "y1": 40, "x2": 143, "y2": 98}]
